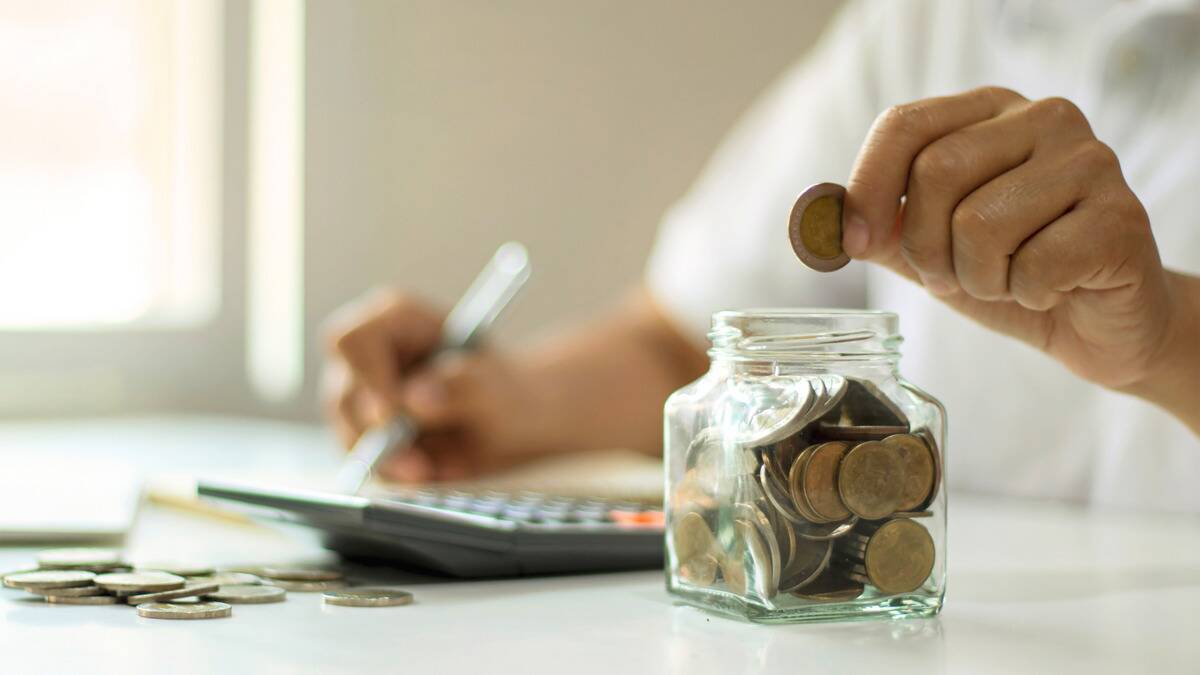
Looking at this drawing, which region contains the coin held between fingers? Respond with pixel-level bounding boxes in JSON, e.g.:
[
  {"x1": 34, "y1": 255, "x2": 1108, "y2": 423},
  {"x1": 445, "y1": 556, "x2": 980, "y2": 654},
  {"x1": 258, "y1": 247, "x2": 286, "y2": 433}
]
[{"x1": 789, "y1": 183, "x2": 851, "y2": 272}]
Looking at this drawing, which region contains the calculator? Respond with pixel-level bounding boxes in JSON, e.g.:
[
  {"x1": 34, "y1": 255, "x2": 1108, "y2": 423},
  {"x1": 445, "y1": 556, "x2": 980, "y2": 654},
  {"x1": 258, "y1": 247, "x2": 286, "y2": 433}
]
[{"x1": 196, "y1": 480, "x2": 665, "y2": 577}]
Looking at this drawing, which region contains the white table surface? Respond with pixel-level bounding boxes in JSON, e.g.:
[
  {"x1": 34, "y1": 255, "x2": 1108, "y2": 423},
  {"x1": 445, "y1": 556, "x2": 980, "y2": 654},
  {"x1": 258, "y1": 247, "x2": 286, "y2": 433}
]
[{"x1": 1, "y1": 416, "x2": 1199, "y2": 675}]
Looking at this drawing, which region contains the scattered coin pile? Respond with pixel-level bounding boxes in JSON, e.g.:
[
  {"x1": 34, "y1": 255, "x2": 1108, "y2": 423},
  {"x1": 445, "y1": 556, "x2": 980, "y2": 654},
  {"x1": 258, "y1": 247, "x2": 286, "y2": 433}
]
[
  {"x1": 671, "y1": 377, "x2": 941, "y2": 601},
  {"x1": 2, "y1": 549, "x2": 414, "y2": 619}
]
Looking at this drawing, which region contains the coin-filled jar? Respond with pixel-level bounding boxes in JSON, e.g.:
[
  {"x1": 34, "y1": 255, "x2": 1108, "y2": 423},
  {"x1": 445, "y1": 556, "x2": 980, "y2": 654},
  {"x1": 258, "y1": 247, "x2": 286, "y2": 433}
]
[{"x1": 664, "y1": 309, "x2": 946, "y2": 623}]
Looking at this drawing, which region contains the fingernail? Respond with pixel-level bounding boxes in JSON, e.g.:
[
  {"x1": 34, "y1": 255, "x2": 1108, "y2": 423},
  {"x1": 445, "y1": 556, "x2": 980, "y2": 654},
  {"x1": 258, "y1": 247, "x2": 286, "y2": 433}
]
[
  {"x1": 405, "y1": 379, "x2": 446, "y2": 414},
  {"x1": 842, "y1": 215, "x2": 870, "y2": 258}
]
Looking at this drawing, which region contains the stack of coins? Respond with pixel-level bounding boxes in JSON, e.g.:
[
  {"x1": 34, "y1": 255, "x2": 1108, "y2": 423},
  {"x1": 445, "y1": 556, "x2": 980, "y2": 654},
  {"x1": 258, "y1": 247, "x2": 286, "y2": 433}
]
[
  {"x1": 2, "y1": 549, "x2": 414, "y2": 619},
  {"x1": 670, "y1": 376, "x2": 941, "y2": 602}
]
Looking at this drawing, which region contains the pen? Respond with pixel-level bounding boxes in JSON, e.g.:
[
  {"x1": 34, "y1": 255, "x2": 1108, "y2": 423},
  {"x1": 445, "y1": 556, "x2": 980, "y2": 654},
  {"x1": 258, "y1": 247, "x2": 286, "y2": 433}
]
[{"x1": 334, "y1": 242, "x2": 532, "y2": 494}]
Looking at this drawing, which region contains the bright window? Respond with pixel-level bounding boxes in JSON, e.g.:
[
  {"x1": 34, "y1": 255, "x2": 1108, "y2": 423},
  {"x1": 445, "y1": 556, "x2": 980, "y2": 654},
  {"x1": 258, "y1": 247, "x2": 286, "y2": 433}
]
[{"x1": 0, "y1": 0, "x2": 221, "y2": 328}]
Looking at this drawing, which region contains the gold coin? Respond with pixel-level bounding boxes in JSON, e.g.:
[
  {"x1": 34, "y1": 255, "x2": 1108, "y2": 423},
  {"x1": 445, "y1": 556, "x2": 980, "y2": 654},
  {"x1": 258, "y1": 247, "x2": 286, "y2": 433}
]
[
  {"x1": 788, "y1": 446, "x2": 832, "y2": 523},
  {"x1": 788, "y1": 182, "x2": 850, "y2": 272},
  {"x1": 801, "y1": 441, "x2": 852, "y2": 521},
  {"x1": 911, "y1": 426, "x2": 943, "y2": 508},
  {"x1": 882, "y1": 434, "x2": 936, "y2": 511},
  {"x1": 837, "y1": 441, "x2": 904, "y2": 520},
  {"x1": 863, "y1": 519, "x2": 935, "y2": 595},
  {"x1": 718, "y1": 555, "x2": 746, "y2": 596},
  {"x1": 671, "y1": 511, "x2": 716, "y2": 563},
  {"x1": 679, "y1": 554, "x2": 719, "y2": 586}
]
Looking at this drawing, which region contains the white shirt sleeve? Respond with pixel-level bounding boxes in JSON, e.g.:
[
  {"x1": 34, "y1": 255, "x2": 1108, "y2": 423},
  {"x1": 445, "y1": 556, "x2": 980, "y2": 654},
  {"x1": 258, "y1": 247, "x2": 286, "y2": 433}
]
[{"x1": 644, "y1": 0, "x2": 926, "y2": 342}]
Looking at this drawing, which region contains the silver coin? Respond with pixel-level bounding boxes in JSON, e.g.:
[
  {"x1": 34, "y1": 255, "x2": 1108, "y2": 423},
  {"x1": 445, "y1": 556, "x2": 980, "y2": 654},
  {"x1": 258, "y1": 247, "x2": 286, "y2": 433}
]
[
  {"x1": 137, "y1": 601, "x2": 232, "y2": 620},
  {"x1": 267, "y1": 579, "x2": 347, "y2": 592},
  {"x1": 732, "y1": 518, "x2": 775, "y2": 600},
  {"x1": 733, "y1": 502, "x2": 780, "y2": 596},
  {"x1": 2, "y1": 570, "x2": 40, "y2": 588},
  {"x1": 758, "y1": 459, "x2": 809, "y2": 525},
  {"x1": 125, "y1": 583, "x2": 220, "y2": 605},
  {"x1": 186, "y1": 572, "x2": 262, "y2": 587},
  {"x1": 36, "y1": 548, "x2": 124, "y2": 571},
  {"x1": 204, "y1": 584, "x2": 286, "y2": 604},
  {"x1": 45, "y1": 594, "x2": 120, "y2": 605},
  {"x1": 259, "y1": 567, "x2": 342, "y2": 582},
  {"x1": 95, "y1": 571, "x2": 185, "y2": 593},
  {"x1": 25, "y1": 584, "x2": 107, "y2": 597},
  {"x1": 322, "y1": 588, "x2": 414, "y2": 607},
  {"x1": 728, "y1": 377, "x2": 814, "y2": 447},
  {"x1": 4, "y1": 570, "x2": 96, "y2": 589},
  {"x1": 135, "y1": 564, "x2": 215, "y2": 578}
]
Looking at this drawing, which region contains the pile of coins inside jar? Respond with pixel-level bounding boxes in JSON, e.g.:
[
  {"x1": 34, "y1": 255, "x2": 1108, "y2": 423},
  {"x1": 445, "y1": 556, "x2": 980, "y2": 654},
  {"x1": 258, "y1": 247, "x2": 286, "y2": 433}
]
[
  {"x1": 670, "y1": 376, "x2": 941, "y2": 602},
  {"x1": 2, "y1": 548, "x2": 414, "y2": 620}
]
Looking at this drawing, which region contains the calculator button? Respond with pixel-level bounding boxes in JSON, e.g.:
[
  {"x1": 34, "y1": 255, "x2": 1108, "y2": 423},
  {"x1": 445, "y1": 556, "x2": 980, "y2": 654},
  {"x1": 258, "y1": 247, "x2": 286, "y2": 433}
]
[
  {"x1": 608, "y1": 510, "x2": 665, "y2": 528},
  {"x1": 468, "y1": 498, "x2": 506, "y2": 516},
  {"x1": 571, "y1": 508, "x2": 607, "y2": 522}
]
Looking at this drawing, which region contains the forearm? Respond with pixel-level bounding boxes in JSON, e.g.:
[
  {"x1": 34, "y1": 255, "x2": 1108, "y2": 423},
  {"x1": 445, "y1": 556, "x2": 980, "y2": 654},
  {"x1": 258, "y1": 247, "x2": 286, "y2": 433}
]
[
  {"x1": 517, "y1": 287, "x2": 708, "y2": 456},
  {"x1": 1123, "y1": 270, "x2": 1200, "y2": 436}
]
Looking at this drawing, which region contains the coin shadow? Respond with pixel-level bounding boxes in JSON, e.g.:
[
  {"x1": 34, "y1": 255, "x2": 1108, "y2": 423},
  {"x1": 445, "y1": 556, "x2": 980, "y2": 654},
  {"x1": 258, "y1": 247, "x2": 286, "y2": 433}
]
[
  {"x1": 954, "y1": 564, "x2": 1200, "y2": 602},
  {"x1": 2, "y1": 595, "x2": 127, "y2": 628}
]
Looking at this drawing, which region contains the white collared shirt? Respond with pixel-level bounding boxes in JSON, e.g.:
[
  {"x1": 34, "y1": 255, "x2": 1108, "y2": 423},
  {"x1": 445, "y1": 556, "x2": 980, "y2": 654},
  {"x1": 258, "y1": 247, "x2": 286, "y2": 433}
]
[{"x1": 646, "y1": 0, "x2": 1200, "y2": 512}]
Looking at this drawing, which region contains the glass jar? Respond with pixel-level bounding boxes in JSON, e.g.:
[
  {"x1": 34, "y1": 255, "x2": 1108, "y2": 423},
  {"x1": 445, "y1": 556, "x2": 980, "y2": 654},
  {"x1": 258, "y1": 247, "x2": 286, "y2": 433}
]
[{"x1": 664, "y1": 309, "x2": 946, "y2": 623}]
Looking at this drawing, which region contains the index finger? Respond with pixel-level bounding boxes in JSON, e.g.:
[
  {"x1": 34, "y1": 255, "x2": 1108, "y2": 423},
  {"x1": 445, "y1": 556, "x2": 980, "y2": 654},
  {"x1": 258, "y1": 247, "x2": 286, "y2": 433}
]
[
  {"x1": 324, "y1": 292, "x2": 443, "y2": 409},
  {"x1": 843, "y1": 86, "x2": 1025, "y2": 260}
]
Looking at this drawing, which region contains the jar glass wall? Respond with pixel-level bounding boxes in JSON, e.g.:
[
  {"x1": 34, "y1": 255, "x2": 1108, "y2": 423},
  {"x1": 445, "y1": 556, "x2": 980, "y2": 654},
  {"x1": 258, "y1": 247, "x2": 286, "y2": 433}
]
[{"x1": 664, "y1": 309, "x2": 946, "y2": 623}]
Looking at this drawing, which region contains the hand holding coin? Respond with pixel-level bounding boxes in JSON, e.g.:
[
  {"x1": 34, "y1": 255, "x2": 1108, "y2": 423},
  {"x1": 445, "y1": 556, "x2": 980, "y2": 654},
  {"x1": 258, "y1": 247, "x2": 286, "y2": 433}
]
[{"x1": 792, "y1": 86, "x2": 1200, "y2": 434}]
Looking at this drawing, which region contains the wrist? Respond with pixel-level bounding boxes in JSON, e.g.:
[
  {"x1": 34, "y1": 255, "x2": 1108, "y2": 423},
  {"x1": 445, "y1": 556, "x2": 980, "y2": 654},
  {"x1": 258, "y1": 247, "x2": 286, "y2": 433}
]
[{"x1": 1122, "y1": 271, "x2": 1200, "y2": 434}]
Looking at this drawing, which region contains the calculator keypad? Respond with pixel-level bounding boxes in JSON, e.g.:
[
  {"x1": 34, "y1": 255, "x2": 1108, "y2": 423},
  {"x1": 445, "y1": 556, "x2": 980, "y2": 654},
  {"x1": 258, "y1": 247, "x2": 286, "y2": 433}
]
[{"x1": 390, "y1": 488, "x2": 662, "y2": 527}]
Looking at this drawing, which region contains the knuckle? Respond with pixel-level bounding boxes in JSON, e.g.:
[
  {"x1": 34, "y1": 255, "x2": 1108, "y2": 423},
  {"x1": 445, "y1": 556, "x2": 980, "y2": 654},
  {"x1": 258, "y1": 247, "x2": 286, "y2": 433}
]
[
  {"x1": 1033, "y1": 96, "x2": 1087, "y2": 128},
  {"x1": 976, "y1": 85, "x2": 1024, "y2": 104},
  {"x1": 1075, "y1": 138, "x2": 1120, "y2": 172},
  {"x1": 949, "y1": 201, "x2": 1000, "y2": 255},
  {"x1": 911, "y1": 141, "x2": 971, "y2": 189},
  {"x1": 876, "y1": 102, "x2": 934, "y2": 136}
]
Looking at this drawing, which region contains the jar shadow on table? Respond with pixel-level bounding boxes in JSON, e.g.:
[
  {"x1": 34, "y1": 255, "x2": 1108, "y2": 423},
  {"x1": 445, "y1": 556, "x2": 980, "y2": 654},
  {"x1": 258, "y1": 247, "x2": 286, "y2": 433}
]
[
  {"x1": 664, "y1": 609, "x2": 945, "y2": 673},
  {"x1": 952, "y1": 565, "x2": 1200, "y2": 603}
]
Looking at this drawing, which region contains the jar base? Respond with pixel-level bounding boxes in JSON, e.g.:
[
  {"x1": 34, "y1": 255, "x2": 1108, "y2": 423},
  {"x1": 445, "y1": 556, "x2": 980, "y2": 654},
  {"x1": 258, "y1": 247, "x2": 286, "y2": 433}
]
[{"x1": 668, "y1": 581, "x2": 943, "y2": 624}]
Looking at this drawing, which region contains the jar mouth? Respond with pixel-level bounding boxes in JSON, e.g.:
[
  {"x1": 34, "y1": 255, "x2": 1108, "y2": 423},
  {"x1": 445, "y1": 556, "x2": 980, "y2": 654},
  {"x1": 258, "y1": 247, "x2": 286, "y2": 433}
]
[{"x1": 708, "y1": 308, "x2": 901, "y2": 362}]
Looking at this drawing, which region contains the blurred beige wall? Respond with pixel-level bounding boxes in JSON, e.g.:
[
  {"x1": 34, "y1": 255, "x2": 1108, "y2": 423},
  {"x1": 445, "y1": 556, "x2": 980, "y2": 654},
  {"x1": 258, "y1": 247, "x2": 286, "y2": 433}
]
[{"x1": 300, "y1": 0, "x2": 842, "y2": 415}]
